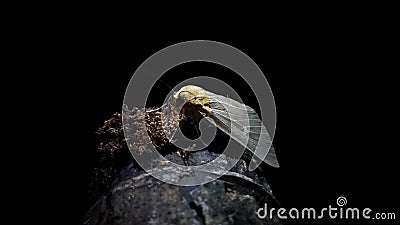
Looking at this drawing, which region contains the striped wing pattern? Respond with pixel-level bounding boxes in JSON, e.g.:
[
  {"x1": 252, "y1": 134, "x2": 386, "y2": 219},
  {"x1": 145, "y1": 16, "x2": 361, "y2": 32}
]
[{"x1": 204, "y1": 91, "x2": 279, "y2": 170}]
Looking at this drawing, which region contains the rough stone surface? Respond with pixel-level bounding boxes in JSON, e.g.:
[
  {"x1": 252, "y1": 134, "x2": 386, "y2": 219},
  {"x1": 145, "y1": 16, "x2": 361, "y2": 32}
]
[
  {"x1": 84, "y1": 175, "x2": 201, "y2": 225},
  {"x1": 190, "y1": 181, "x2": 262, "y2": 225},
  {"x1": 84, "y1": 173, "x2": 281, "y2": 225},
  {"x1": 84, "y1": 110, "x2": 282, "y2": 224}
]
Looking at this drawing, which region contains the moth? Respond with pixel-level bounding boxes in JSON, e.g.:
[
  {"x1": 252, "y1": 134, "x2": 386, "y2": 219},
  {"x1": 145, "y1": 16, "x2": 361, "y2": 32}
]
[{"x1": 168, "y1": 85, "x2": 279, "y2": 170}]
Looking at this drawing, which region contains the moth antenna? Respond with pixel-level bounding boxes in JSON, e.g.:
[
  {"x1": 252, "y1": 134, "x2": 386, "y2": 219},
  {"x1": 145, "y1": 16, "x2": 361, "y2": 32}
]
[{"x1": 159, "y1": 79, "x2": 173, "y2": 91}]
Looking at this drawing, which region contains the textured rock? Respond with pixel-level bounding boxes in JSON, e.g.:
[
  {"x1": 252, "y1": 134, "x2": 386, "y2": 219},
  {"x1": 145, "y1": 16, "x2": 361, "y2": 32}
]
[
  {"x1": 191, "y1": 181, "x2": 264, "y2": 225},
  {"x1": 84, "y1": 174, "x2": 201, "y2": 225},
  {"x1": 84, "y1": 111, "x2": 282, "y2": 224},
  {"x1": 84, "y1": 162, "x2": 281, "y2": 225}
]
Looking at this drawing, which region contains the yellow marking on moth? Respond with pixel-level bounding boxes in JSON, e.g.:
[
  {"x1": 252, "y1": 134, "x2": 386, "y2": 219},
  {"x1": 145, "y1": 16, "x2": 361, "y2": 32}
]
[{"x1": 173, "y1": 85, "x2": 212, "y2": 115}]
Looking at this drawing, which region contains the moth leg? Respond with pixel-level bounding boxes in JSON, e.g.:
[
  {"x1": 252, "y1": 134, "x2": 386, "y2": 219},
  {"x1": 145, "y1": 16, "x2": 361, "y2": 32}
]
[
  {"x1": 177, "y1": 149, "x2": 189, "y2": 166},
  {"x1": 194, "y1": 123, "x2": 201, "y2": 137},
  {"x1": 190, "y1": 123, "x2": 210, "y2": 151}
]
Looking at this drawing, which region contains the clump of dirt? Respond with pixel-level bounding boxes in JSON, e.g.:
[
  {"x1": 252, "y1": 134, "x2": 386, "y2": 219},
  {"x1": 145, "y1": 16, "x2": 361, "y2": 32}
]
[{"x1": 90, "y1": 107, "x2": 181, "y2": 202}]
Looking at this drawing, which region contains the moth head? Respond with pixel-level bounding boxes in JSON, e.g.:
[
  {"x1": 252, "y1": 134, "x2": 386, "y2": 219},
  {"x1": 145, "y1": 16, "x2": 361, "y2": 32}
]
[{"x1": 173, "y1": 85, "x2": 212, "y2": 115}]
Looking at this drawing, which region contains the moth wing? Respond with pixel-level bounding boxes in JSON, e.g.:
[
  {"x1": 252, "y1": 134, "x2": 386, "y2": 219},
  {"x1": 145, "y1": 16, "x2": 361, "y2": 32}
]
[{"x1": 204, "y1": 91, "x2": 279, "y2": 170}]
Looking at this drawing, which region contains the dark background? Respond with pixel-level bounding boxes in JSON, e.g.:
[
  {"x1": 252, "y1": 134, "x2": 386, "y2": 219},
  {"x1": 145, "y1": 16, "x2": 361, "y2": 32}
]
[{"x1": 49, "y1": 23, "x2": 398, "y2": 224}]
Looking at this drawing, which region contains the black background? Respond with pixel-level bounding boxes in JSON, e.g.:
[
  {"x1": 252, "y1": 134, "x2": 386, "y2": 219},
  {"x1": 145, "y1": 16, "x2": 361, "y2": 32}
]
[{"x1": 45, "y1": 20, "x2": 398, "y2": 225}]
